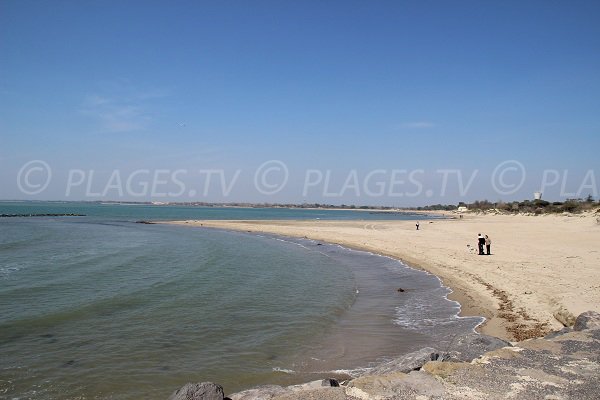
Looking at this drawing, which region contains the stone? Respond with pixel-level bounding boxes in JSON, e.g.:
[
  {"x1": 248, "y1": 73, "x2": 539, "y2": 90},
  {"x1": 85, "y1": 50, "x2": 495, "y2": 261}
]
[
  {"x1": 445, "y1": 333, "x2": 512, "y2": 362},
  {"x1": 573, "y1": 311, "x2": 600, "y2": 331},
  {"x1": 437, "y1": 327, "x2": 600, "y2": 400},
  {"x1": 229, "y1": 385, "x2": 287, "y2": 400},
  {"x1": 168, "y1": 382, "x2": 224, "y2": 400},
  {"x1": 273, "y1": 387, "x2": 347, "y2": 400},
  {"x1": 544, "y1": 327, "x2": 573, "y2": 339},
  {"x1": 370, "y1": 347, "x2": 440, "y2": 374},
  {"x1": 553, "y1": 307, "x2": 577, "y2": 327},
  {"x1": 347, "y1": 370, "x2": 445, "y2": 399},
  {"x1": 422, "y1": 361, "x2": 470, "y2": 379},
  {"x1": 288, "y1": 380, "x2": 328, "y2": 392}
]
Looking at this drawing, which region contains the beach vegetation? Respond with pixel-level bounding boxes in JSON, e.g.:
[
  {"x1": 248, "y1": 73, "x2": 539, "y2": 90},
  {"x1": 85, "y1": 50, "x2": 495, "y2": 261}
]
[
  {"x1": 463, "y1": 197, "x2": 598, "y2": 214},
  {"x1": 416, "y1": 197, "x2": 598, "y2": 215},
  {"x1": 415, "y1": 204, "x2": 458, "y2": 211}
]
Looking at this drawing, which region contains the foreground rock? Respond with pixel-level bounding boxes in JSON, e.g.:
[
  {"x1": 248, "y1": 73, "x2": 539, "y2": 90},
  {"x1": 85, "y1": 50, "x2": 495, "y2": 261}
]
[
  {"x1": 230, "y1": 379, "x2": 344, "y2": 400},
  {"x1": 574, "y1": 310, "x2": 600, "y2": 331},
  {"x1": 368, "y1": 347, "x2": 441, "y2": 375},
  {"x1": 443, "y1": 332, "x2": 512, "y2": 362},
  {"x1": 171, "y1": 311, "x2": 600, "y2": 400},
  {"x1": 168, "y1": 382, "x2": 226, "y2": 400},
  {"x1": 424, "y1": 327, "x2": 600, "y2": 399}
]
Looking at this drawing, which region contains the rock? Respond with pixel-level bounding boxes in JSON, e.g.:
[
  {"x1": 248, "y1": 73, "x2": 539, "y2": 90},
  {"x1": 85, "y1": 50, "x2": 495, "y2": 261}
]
[
  {"x1": 553, "y1": 307, "x2": 577, "y2": 327},
  {"x1": 370, "y1": 347, "x2": 441, "y2": 374},
  {"x1": 229, "y1": 385, "x2": 287, "y2": 400},
  {"x1": 274, "y1": 387, "x2": 347, "y2": 400},
  {"x1": 168, "y1": 382, "x2": 224, "y2": 400},
  {"x1": 287, "y1": 380, "x2": 333, "y2": 392},
  {"x1": 397, "y1": 288, "x2": 405, "y2": 292},
  {"x1": 543, "y1": 326, "x2": 573, "y2": 339},
  {"x1": 347, "y1": 371, "x2": 445, "y2": 399},
  {"x1": 431, "y1": 327, "x2": 600, "y2": 400},
  {"x1": 422, "y1": 361, "x2": 470, "y2": 379},
  {"x1": 445, "y1": 333, "x2": 512, "y2": 362},
  {"x1": 573, "y1": 311, "x2": 600, "y2": 331}
]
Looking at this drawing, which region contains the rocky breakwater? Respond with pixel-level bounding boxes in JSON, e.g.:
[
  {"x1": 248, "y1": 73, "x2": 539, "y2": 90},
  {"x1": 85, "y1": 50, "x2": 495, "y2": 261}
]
[{"x1": 169, "y1": 311, "x2": 600, "y2": 400}]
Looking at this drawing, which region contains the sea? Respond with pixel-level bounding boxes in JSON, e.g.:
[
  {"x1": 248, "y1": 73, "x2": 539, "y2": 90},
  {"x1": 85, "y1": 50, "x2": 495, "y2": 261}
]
[{"x1": 0, "y1": 202, "x2": 483, "y2": 399}]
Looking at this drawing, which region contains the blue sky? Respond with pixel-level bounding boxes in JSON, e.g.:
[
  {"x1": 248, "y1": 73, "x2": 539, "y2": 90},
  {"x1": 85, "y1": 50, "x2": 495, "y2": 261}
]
[{"x1": 1, "y1": 1, "x2": 599, "y2": 205}]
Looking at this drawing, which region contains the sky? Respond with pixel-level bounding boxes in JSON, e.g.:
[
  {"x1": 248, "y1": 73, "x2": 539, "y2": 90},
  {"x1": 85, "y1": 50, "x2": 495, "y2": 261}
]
[{"x1": 1, "y1": 0, "x2": 599, "y2": 205}]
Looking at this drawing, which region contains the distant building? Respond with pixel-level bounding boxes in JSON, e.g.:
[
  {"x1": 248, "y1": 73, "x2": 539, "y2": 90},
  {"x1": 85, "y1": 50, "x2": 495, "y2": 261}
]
[
  {"x1": 534, "y1": 192, "x2": 542, "y2": 200},
  {"x1": 457, "y1": 206, "x2": 468, "y2": 212}
]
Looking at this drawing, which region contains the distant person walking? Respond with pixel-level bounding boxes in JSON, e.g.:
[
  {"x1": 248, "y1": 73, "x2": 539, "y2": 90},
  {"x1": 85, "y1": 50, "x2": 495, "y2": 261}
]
[
  {"x1": 485, "y1": 235, "x2": 492, "y2": 255},
  {"x1": 416, "y1": 222, "x2": 420, "y2": 230},
  {"x1": 477, "y1": 233, "x2": 485, "y2": 255}
]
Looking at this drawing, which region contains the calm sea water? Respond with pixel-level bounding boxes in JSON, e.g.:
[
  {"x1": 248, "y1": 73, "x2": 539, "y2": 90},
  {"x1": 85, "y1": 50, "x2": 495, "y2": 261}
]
[
  {"x1": 0, "y1": 201, "x2": 440, "y2": 221},
  {"x1": 0, "y1": 203, "x2": 482, "y2": 399}
]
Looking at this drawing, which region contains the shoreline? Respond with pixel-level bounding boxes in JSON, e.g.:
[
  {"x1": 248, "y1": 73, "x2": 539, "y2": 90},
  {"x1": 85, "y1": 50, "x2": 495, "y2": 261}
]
[{"x1": 163, "y1": 212, "x2": 600, "y2": 341}]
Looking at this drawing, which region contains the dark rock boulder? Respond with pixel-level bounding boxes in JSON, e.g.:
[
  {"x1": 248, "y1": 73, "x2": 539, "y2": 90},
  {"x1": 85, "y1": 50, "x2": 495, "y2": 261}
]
[
  {"x1": 573, "y1": 311, "x2": 600, "y2": 331},
  {"x1": 168, "y1": 382, "x2": 224, "y2": 400},
  {"x1": 321, "y1": 378, "x2": 340, "y2": 387}
]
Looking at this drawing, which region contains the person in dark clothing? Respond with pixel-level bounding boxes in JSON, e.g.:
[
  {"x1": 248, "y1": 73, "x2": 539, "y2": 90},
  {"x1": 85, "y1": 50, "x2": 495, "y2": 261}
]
[
  {"x1": 477, "y1": 233, "x2": 485, "y2": 255},
  {"x1": 416, "y1": 222, "x2": 420, "y2": 230}
]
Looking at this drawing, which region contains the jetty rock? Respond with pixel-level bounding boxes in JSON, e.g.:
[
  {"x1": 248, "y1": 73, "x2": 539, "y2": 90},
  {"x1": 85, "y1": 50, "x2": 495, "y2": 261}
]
[
  {"x1": 574, "y1": 310, "x2": 600, "y2": 331},
  {"x1": 170, "y1": 311, "x2": 600, "y2": 400},
  {"x1": 369, "y1": 347, "x2": 442, "y2": 375},
  {"x1": 443, "y1": 332, "x2": 512, "y2": 362},
  {"x1": 168, "y1": 382, "x2": 226, "y2": 400}
]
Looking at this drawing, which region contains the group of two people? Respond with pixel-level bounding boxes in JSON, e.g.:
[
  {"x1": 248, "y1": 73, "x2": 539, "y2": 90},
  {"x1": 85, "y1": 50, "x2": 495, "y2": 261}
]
[{"x1": 477, "y1": 233, "x2": 491, "y2": 255}]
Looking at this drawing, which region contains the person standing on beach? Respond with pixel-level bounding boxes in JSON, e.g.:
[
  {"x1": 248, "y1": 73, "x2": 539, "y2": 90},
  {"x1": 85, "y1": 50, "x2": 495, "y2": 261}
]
[
  {"x1": 485, "y1": 235, "x2": 492, "y2": 255},
  {"x1": 477, "y1": 234, "x2": 485, "y2": 255},
  {"x1": 416, "y1": 222, "x2": 420, "y2": 230}
]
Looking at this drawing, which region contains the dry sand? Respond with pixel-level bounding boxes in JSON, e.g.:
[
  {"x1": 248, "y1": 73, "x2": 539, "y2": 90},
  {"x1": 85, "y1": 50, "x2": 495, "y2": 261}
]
[{"x1": 165, "y1": 212, "x2": 600, "y2": 341}]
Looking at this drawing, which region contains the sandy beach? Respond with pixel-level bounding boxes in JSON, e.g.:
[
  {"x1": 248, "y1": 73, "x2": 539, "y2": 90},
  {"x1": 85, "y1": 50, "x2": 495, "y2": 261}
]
[{"x1": 166, "y1": 212, "x2": 600, "y2": 341}]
